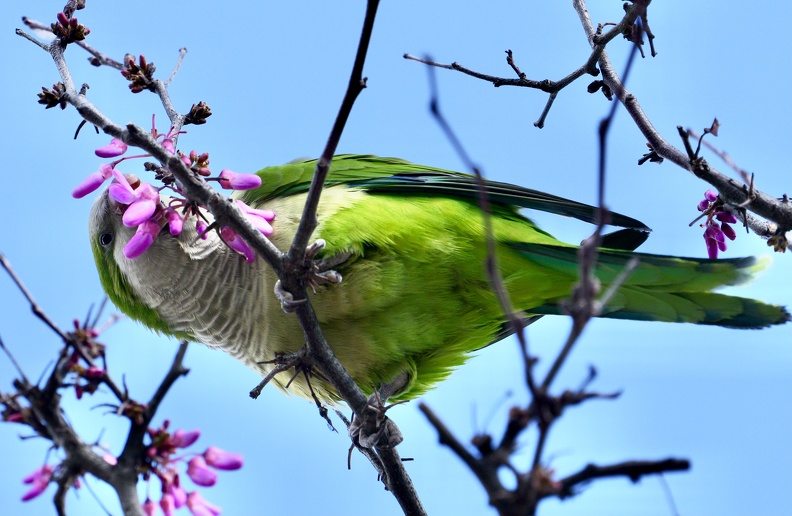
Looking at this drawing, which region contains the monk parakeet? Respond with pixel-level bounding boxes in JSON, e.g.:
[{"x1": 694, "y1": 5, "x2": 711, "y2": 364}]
[{"x1": 87, "y1": 155, "x2": 789, "y2": 402}]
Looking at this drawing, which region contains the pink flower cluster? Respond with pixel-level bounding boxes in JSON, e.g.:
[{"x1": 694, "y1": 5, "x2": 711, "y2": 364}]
[
  {"x1": 64, "y1": 318, "x2": 107, "y2": 399},
  {"x1": 72, "y1": 121, "x2": 273, "y2": 262},
  {"x1": 696, "y1": 190, "x2": 737, "y2": 259},
  {"x1": 17, "y1": 415, "x2": 242, "y2": 516},
  {"x1": 142, "y1": 420, "x2": 243, "y2": 516},
  {"x1": 21, "y1": 465, "x2": 55, "y2": 502}
]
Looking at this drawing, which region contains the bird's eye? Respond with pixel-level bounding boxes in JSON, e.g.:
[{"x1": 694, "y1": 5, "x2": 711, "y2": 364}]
[{"x1": 99, "y1": 232, "x2": 114, "y2": 248}]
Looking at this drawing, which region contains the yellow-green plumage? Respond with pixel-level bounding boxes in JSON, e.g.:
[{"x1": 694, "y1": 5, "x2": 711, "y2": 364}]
[{"x1": 88, "y1": 155, "x2": 790, "y2": 402}]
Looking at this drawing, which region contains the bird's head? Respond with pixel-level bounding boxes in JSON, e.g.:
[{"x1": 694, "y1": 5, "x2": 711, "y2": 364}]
[{"x1": 88, "y1": 183, "x2": 222, "y2": 337}]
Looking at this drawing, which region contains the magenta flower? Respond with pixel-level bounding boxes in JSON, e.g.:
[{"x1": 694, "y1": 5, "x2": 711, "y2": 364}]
[
  {"x1": 696, "y1": 190, "x2": 737, "y2": 259},
  {"x1": 73, "y1": 119, "x2": 276, "y2": 265},
  {"x1": 720, "y1": 220, "x2": 737, "y2": 240},
  {"x1": 171, "y1": 483, "x2": 188, "y2": 508},
  {"x1": 84, "y1": 366, "x2": 105, "y2": 379},
  {"x1": 716, "y1": 210, "x2": 737, "y2": 224},
  {"x1": 142, "y1": 498, "x2": 157, "y2": 516},
  {"x1": 160, "y1": 492, "x2": 176, "y2": 516},
  {"x1": 171, "y1": 429, "x2": 201, "y2": 449},
  {"x1": 218, "y1": 170, "x2": 262, "y2": 190},
  {"x1": 196, "y1": 219, "x2": 209, "y2": 240},
  {"x1": 186, "y1": 491, "x2": 222, "y2": 516},
  {"x1": 72, "y1": 163, "x2": 115, "y2": 198},
  {"x1": 95, "y1": 138, "x2": 128, "y2": 158},
  {"x1": 203, "y1": 446, "x2": 243, "y2": 470},
  {"x1": 165, "y1": 208, "x2": 184, "y2": 237},
  {"x1": 186, "y1": 456, "x2": 217, "y2": 487},
  {"x1": 4, "y1": 411, "x2": 24, "y2": 423},
  {"x1": 21, "y1": 465, "x2": 53, "y2": 501},
  {"x1": 141, "y1": 420, "x2": 243, "y2": 514},
  {"x1": 109, "y1": 171, "x2": 160, "y2": 227},
  {"x1": 219, "y1": 226, "x2": 255, "y2": 263},
  {"x1": 236, "y1": 200, "x2": 275, "y2": 236},
  {"x1": 704, "y1": 224, "x2": 726, "y2": 258},
  {"x1": 162, "y1": 137, "x2": 175, "y2": 154},
  {"x1": 123, "y1": 220, "x2": 161, "y2": 259}
]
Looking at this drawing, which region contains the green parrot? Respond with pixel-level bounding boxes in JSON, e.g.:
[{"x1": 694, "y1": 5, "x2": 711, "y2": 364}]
[{"x1": 88, "y1": 155, "x2": 789, "y2": 402}]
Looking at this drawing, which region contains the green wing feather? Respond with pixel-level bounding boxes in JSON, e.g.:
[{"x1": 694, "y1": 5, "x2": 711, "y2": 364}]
[
  {"x1": 247, "y1": 155, "x2": 650, "y2": 231},
  {"x1": 509, "y1": 243, "x2": 789, "y2": 328},
  {"x1": 244, "y1": 155, "x2": 788, "y2": 332}
]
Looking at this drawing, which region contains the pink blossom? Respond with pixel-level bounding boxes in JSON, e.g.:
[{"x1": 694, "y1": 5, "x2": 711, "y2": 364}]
[
  {"x1": 160, "y1": 492, "x2": 176, "y2": 516},
  {"x1": 219, "y1": 227, "x2": 255, "y2": 263},
  {"x1": 108, "y1": 171, "x2": 160, "y2": 227},
  {"x1": 171, "y1": 429, "x2": 201, "y2": 448},
  {"x1": 165, "y1": 208, "x2": 184, "y2": 236},
  {"x1": 21, "y1": 465, "x2": 53, "y2": 501},
  {"x1": 186, "y1": 456, "x2": 217, "y2": 487},
  {"x1": 72, "y1": 163, "x2": 115, "y2": 198},
  {"x1": 84, "y1": 366, "x2": 105, "y2": 379},
  {"x1": 218, "y1": 170, "x2": 262, "y2": 190},
  {"x1": 5, "y1": 411, "x2": 24, "y2": 423},
  {"x1": 171, "y1": 483, "x2": 188, "y2": 508},
  {"x1": 696, "y1": 191, "x2": 737, "y2": 259},
  {"x1": 704, "y1": 224, "x2": 727, "y2": 259},
  {"x1": 124, "y1": 220, "x2": 161, "y2": 259},
  {"x1": 196, "y1": 220, "x2": 209, "y2": 240},
  {"x1": 203, "y1": 446, "x2": 243, "y2": 470},
  {"x1": 142, "y1": 498, "x2": 157, "y2": 516},
  {"x1": 95, "y1": 138, "x2": 128, "y2": 158},
  {"x1": 162, "y1": 137, "x2": 175, "y2": 154},
  {"x1": 715, "y1": 210, "x2": 737, "y2": 224},
  {"x1": 720, "y1": 220, "x2": 737, "y2": 241},
  {"x1": 186, "y1": 491, "x2": 222, "y2": 516},
  {"x1": 236, "y1": 200, "x2": 275, "y2": 236}
]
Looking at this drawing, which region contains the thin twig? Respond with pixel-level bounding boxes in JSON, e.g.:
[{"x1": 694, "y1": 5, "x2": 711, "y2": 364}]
[
  {"x1": 422, "y1": 54, "x2": 537, "y2": 398},
  {"x1": 287, "y1": 1, "x2": 379, "y2": 259},
  {"x1": 22, "y1": 17, "x2": 125, "y2": 69},
  {"x1": 0, "y1": 334, "x2": 30, "y2": 385},
  {"x1": 687, "y1": 128, "x2": 752, "y2": 184},
  {"x1": 165, "y1": 48, "x2": 187, "y2": 87},
  {"x1": 573, "y1": 0, "x2": 792, "y2": 234},
  {"x1": 1, "y1": 253, "x2": 67, "y2": 339},
  {"x1": 404, "y1": 7, "x2": 638, "y2": 127}
]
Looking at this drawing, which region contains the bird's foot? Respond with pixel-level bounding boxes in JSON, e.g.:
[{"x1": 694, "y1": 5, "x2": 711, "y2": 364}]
[
  {"x1": 305, "y1": 238, "x2": 327, "y2": 260},
  {"x1": 274, "y1": 280, "x2": 307, "y2": 313},
  {"x1": 306, "y1": 269, "x2": 343, "y2": 293},
  {"x1": 305, "y1": 239, "x2": 352, "y2": 293},
  {"x1": 251, "y1": 350, "x2": 336, "y2": 430},
  {"x1": 275, "y1": 240, "x2": 351, "y2": 310},
  {"x1": 348, "y1": 393, "x2": 405, "y2": 449},
  {"x1": 348, "y1": 372, "x2": 410, "y2": 449}
]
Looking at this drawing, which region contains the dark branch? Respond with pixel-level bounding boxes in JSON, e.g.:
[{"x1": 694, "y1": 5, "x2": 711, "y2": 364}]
[{"x1": 556, "y1": 458, "x2": 690, "y2": 499}]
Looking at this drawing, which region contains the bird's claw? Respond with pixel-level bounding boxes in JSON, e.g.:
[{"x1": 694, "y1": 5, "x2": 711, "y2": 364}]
[
  {"x1": 306, "y1": 270, "x2": 343, "y2": 293},
  {"x1": 305, "y1": 239, "x2": 326, "y2": 260},
  {"x1": 348, "y1": 393, "x2": 404, "y2": 449},
  {"x1": 274, "y1": 280, "x2": 307, "y2": 313},
  {"x1": 305, "y1": 240, "x2": 350, "y2": 293}
]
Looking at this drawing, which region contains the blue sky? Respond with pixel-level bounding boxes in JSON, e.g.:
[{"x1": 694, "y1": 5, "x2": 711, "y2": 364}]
[{"x1": 1, "y1": 1, "x2": 790, "y2": 515}]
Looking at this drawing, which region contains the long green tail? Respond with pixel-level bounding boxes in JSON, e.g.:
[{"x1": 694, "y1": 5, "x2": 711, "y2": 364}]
[{"x1": 510, "y1": 242, "x2": 790, "y2": 329}]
